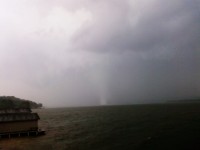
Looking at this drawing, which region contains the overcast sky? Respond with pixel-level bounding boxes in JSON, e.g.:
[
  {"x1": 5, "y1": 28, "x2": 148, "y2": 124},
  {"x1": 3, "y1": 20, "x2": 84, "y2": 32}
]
[{"x1": 0, "y1": 0, "x2": 199, "y2": 107}]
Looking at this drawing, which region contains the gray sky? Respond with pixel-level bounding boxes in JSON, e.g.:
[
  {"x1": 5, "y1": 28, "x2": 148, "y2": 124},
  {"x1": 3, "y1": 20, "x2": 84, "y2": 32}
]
[{"x1": 0, "y1": 0, "x2": 199, "y2": 107}]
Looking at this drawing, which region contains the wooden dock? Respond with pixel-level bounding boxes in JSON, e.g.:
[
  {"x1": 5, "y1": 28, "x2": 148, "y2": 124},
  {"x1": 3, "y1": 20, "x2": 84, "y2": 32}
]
[{"x1": 0, "y1": 129, "x2": 45, "y2": 139}]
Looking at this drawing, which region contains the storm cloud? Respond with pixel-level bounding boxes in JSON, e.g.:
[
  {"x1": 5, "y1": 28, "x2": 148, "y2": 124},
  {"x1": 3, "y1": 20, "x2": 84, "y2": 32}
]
[{"x1": 0, "y1": 0, "x2": 199, "y2": 107}]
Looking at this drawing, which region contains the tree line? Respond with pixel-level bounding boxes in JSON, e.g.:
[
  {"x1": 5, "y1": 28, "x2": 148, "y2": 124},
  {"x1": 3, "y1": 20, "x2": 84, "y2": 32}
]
[{"x1": 0, "y1": 96, "x2": 43, "y2": 109}]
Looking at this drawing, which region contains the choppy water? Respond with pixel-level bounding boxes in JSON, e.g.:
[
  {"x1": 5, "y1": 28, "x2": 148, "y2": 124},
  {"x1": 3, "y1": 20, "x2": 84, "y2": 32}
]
[{"x1": 1, "y1": 104, "x2": 200, "y2": 150}]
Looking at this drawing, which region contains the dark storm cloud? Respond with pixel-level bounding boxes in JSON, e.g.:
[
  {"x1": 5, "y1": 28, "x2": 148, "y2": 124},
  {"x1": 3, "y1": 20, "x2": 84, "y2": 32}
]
[
  {"x1": 0, "y1": 0, "x2": 199, "y2": 107},
  {"x1": 73, "y1": 0, "x2": 200, "y2": 53}
]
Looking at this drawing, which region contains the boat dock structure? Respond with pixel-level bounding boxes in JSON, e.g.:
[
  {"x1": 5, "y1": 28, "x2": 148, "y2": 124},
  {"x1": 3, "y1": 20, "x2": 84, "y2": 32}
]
[
  {"x1": 0, "y1": 108, "x2": 45, "y2": 139},
  {"x1": 0, "y1": 129, "x2": 45, "y2": 138}
]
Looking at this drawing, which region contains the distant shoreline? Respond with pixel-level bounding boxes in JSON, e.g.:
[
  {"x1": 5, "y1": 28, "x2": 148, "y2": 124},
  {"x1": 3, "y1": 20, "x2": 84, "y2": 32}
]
[
  {"x1": 43, "y1": 101, "x2": 200, "y2": 109},
  {"x1": 167, "y1": 99, "x2": 200, "y2": 103}
]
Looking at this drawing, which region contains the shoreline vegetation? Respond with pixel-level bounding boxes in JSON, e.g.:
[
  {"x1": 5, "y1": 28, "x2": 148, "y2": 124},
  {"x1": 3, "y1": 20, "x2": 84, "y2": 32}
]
[{"x1": 0, "y1": 96, "x2": 43, "y2": 109}]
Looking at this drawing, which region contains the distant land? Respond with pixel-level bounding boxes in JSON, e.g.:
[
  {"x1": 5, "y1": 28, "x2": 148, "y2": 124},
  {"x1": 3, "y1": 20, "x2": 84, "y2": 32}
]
[
  {"x1": 167, "y1": 99, "x2": 200, "y2": 103},
  {"x1": 0, "y1": 96, "x2": 43, "y2": 109}
]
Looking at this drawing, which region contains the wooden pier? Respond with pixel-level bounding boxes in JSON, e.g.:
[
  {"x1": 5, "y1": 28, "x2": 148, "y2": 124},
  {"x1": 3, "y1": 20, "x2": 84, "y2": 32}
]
[{"x1": 0, "y1": 129, "x2": 45, "y2": 139}]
